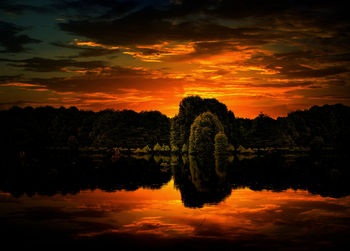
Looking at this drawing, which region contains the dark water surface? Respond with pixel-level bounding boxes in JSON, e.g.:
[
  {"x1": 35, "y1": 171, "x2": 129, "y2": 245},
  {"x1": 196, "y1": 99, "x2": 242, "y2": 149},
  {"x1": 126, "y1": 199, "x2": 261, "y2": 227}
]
[{"x1": 1, "y1": 151, "x2": 350, "y2": 250}]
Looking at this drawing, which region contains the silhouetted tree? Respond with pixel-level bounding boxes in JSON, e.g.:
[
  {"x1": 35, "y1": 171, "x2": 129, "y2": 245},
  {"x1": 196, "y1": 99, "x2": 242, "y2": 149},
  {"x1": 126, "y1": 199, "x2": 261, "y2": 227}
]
[
  {"x1": 189, "y1": 112, "x2": 224, "y2": 157},
  {"x1": 175, "y1": 96, "x2": 234, "y2": 147},
  {"x1": 1, "y1": 101, "x2": 350, "y2": 154},
  {"x1": 215, "y1": 132, "x2": 229, "y2": 156}
]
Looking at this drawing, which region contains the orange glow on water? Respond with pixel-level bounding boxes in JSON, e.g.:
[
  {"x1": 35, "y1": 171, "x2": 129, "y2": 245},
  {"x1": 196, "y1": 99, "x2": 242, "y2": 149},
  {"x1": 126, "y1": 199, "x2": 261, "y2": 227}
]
[{"x1": 2, "y1": 179, "x2": 348, "y2": 241}]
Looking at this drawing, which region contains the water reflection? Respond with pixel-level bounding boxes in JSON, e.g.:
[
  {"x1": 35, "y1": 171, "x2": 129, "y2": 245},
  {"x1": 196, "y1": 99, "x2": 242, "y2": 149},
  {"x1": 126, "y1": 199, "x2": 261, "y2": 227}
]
[
  {"x1": 1, "y1": 150, "x2": 350, "y2": 204},
  {"x1": 1, "y1": 151, "x2": 350, "y2": 249},
  {"x1": 0, "y1": 151, "x2": 172, "y2": 197},
  {"x1": 172, "y1": 154, "x2": 231, "y2": 208},
  {"x1": 1, "y1": 179, "x2": 350, "y2": 250}
]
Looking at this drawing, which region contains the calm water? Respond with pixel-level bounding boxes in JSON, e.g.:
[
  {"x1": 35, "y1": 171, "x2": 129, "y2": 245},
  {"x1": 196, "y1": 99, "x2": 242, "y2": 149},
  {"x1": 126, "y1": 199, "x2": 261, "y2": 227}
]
[{"x1": 1, "y1": 152, "x2": 350, "y2": 250}]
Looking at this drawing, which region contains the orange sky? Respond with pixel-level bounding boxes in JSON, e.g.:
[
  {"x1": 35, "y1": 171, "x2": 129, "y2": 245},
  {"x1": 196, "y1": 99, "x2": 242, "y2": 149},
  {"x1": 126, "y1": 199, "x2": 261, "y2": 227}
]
[{"x1": 1, "y1": 1, "x2": 349, "y2": 118}]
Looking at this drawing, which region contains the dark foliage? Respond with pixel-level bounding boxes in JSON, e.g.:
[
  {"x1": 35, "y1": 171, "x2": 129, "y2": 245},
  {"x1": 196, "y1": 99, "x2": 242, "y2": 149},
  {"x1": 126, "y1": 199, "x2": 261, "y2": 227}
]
[
  {"x1": 171, "y1": 96, "x2": 350, "y2": 152},
  {"x1": 1, "y1": 98, "x2": 349, "y2": 153},
  {"x1": 171, "y1": 96, "x2": 234, "y2": 149},
  {"x1": 0, "y1": 151, "x2": 172, "y2": 197},
  {"x1": 0, "y1": 106, "x2": 170, "y2": 152},
  {"x1": 189, "y1": 111, "x2": 224, "y2": 156}
]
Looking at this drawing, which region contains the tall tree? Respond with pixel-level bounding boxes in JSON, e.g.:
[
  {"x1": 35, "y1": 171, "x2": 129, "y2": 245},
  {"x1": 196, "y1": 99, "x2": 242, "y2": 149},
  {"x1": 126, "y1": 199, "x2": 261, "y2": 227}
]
[{"x1": 189, "y1": 112, "x2": 225, "y2": 157}]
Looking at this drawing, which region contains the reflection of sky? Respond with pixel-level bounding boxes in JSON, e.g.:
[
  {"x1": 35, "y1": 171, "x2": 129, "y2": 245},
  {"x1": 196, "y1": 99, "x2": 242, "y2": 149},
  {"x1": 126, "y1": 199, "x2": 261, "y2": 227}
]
[{"x1": 1, "y1": 179, "x2": 350, "y2": 249}]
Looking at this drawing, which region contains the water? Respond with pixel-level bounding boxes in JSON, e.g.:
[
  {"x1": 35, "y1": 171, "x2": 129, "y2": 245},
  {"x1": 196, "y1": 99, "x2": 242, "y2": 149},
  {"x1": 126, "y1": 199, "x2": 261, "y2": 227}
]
[{"x1": 1, "y1": 152, "x2": 350, "y2": 250}]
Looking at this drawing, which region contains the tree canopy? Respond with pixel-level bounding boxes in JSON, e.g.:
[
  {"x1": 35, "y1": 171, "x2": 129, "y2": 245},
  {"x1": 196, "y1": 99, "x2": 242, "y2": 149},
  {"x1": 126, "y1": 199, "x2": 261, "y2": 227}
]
[
  {"x1": 189, "y1": 111, "x2": 225, "y2": 156},
  {"x1": 1, "y1": 98, "x2": 349, "y2": 154},
  {"x1": 171, "y1": 96, "x2": 235, "y2": 149}
]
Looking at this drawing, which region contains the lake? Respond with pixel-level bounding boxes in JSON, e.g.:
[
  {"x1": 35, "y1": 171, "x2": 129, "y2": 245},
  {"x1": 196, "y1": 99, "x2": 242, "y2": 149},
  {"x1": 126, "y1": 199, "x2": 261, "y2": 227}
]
[{"x1": 1, "y1": 151, "x2": 350, "y2": 250}]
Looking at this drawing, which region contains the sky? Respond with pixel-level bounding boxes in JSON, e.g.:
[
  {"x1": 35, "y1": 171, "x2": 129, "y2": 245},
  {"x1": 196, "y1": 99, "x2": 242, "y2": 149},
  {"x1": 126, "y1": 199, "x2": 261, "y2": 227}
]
[{"x1": 0, "y1": 0, "x2": 349, "y2": 118}]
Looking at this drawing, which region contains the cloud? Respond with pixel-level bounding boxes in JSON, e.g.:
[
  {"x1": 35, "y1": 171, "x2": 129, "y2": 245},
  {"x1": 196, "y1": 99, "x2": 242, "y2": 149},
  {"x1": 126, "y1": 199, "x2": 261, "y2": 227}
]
[
  {"x1": 0, "y1": 0, "x2": 349, "y2": 118},
  {"x1": 126, "y1": 41, "x2": 242, "y2": 62},
  {"x1": 0, "y1": 57, "x2": 107, "y2": 72},
  {"x1": 246, "y1": 81, "x2": 315, "y2": 88},
  {"x1": 27, "y1": 66, "x2": 182, "y2": 93},
  {"x1": 51, "y1": 0, "x2": 139, "y2": 16},
  {"x1": 0, "y1": 0, "x2": 49, "y2": 15},
  {"x1": 279, "y1": 66, "x2": 349, "y2": 79},
  {"x1": 0, "y1": 74, "x2": 22, "y2": 82},
  {"x1": 58, "y1": 9, "x2": 274, "y2": 47},
  {"x1": 123, "y1": 42, "x2": 195, "y2": 62},
  {"x1": 55, "y1": 0, "x2": 349, "y2": 48},
  {"x1": 0, "y1": 21, "x2": 41, "y2": 53},
  {"x1": 242, "y1": 51, "x2": 350, "y2": 80},
  {"x1": 0, "y1": 82, "x2": 42, "y2": 88},
  {"x1": 51, "y1": 41, "x2": 120, "y2": 58}
]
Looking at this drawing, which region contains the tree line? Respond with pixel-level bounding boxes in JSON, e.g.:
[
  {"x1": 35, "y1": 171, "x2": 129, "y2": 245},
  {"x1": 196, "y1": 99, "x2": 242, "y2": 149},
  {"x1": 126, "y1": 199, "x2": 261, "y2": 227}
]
[
  {"x1": 0, "y1": 106, "x2": 170, "y2": 152},
  {"x1": 1, "y1": 96, "x2": 349, "y2": 154},
  {"x1": 171, "y1": 96, "x2": 350, "y2": 154}
]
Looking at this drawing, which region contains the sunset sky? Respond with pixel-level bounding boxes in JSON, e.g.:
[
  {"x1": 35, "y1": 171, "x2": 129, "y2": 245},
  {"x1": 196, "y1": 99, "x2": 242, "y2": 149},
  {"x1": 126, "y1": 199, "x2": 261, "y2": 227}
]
[{"x1": 0, "y1": 0, "x2": 349, "y2": 118}]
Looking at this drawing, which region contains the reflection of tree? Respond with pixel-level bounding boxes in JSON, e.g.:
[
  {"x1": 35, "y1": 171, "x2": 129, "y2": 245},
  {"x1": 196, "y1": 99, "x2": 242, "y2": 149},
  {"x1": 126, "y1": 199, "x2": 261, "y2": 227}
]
[
  {"x1": 0, "y1": 152, "x2": 172, "y2": 197},
  {"x1": 170, "y1": 154, "x2": 179, "y2": 166},
  {"x1": 189, "y1": 155, "x2": 212, "y2": 191},
  {"x1": 173, "y1": 154, "x2": 231, "y2": 208},
  {"x1": 153, "y1": 155, "x2": 170, "y2": 165},
  {"x1": 229, "y1": 152, "x2": 350, "y2": 198},
  {"x1": 173, "y1": 151, "x2": 350, "y2": 207},
  {"x1": 2, "y1": 148, "x2": 350, "y2": 204},
  {"x1": 215, "y1": 154, "x2": 228, "y2": 178}
]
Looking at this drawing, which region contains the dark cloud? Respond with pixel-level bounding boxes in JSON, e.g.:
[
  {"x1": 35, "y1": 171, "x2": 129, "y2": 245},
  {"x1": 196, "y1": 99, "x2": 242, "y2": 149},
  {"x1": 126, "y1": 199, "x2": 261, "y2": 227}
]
[
  {"x1": 56, "y1": 1, "x2": 286, "y2": 47},
  {"x1": 244, "y1": 51, "x2": 350, "y2": 79},
  {"x1": 51, "y1": 42, "x2": 120, "y2": 58},
  {"x1": 0, "y1": 21, "x2": 41, "y2": 53},
  {"x1": 326, "y1": 53, "x2": 350, "y2": 63},
  {"x1": 59, "y1": 16, "x2": 275, "y2": 47},
  {"x1": 247, "y1": 81, "x2": 315, "y2": 88},
  {"x1": 273, "y1": 51, "x2": 350, "y2": 65},
  {"x1": 56, "y1": 0, "x2": 349, "y2": 47},
  {"x1": 0, "y1": 74, "x2": 23, "y2": 82},
  {"x1": 121, "y1": 41, "x2": 240, "y2": 62},
  {"x1": 73, "y1": 48, "x2": 119, "y2": 58},
  {"x1": 206, "y1": 0, "x2": 322, "y2": 19},
  {"x1": 0, "y1": 57, "x2": 107, "y2": 72},
  {"x1": 51, "y1": 0, "x2": 139, "y2": 17},
  {"x1": 0, "y1": 0, "x2": 49, "y2": 15},
  {"x1": 20, "y1": 66, "x2": 182, "y2": 93},
  {"x1": 280, "y1": 66, "x2": 349, "y2": 79},
  {"x1": 172, "y1": 41, "x2": 241, "y2": 61}
]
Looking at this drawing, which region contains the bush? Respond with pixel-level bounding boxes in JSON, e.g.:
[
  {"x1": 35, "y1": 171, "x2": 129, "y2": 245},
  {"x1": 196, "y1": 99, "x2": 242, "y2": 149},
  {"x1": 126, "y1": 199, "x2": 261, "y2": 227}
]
[
  {"x1": 182, "y1": 143, "x2": 188, "y2": 153},
  {"x1": 227, "y1": 144, "x2": 235, "y2": 152},
  {"x1": 237, "y1": 145, "x2": 246, "y2": 152},
  {"x1": 189, "y1": 112, "x2": 224, "y2": 156},
  {"x1": 142, "y1": 145, "x2": 151, "y2": 153},
  {"x1": 153, "y1": 143, "x2": 162, "y2": 152},
  {"x1": 162, "y1": 144, "x2": 170, "y2": 152},
  {"x1": 171, "y1": 144, "x2": 179, "y2": 152},
  {"x1": 310, "y1": 136, "x2": 324, "y2": 151},
  {"x1": 215, "y1": 132, "x2": 229, "y2": 156},
  {"x1": 134, "y1": 148, "x2": 142, "y2": 154}
]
